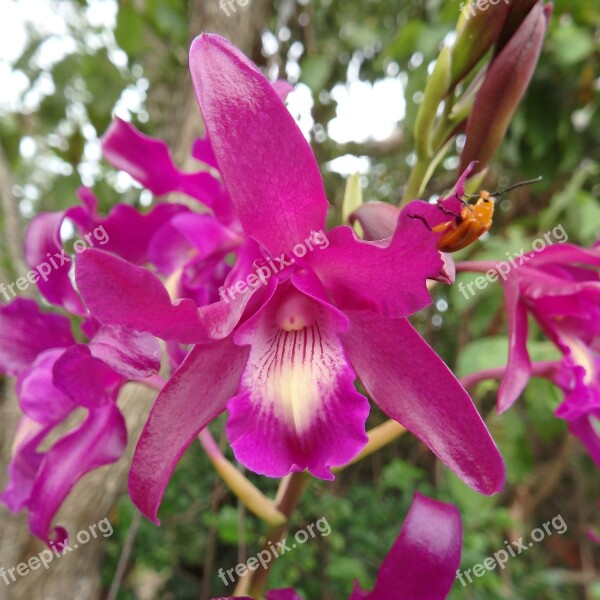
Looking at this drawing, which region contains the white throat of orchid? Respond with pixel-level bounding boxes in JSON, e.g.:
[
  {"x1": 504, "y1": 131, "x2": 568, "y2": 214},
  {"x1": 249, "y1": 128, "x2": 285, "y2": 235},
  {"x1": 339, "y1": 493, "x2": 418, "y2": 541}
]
[
  {"x1": 275, "y1": 292, "x2": 319, "y2": 331},
  {"x1": 264, "y1": 291, "x2": 327, "y2": 434}
]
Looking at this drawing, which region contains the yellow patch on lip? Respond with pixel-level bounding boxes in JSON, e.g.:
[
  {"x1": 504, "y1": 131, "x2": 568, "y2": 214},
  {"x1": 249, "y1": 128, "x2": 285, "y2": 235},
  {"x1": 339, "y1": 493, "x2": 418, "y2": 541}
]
[
  {"x1": 268, "y1": 350, "x2": 321, "y2": 435},
  {"x1": 562, "y1": 333, "x2": 596, "y2": 384},
  {"x1": 164, "y1": 267, "x2": 184, "y2": 301}
]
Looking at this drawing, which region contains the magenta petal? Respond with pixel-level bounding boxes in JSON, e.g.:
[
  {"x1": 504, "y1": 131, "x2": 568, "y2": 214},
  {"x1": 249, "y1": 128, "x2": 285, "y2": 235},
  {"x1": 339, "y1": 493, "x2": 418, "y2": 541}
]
[
  {"x1": 192, "y1": 134, "x2": 219, "y2": 170},
  {"x1": 528, "y1": 243, "x2": 600, "y2": 269},
  {"x1": 64, "y1": 188, "x2": 190, "y2": 266},
  {"x1": 88, "y1": 325, "x2": 161, "y2": 380},
  {"x1": 497, "y1": 277, "x2": 531, "y2": 413},
  {"x1": 0, "y1": 418, "x2": 48, "y2": 512},
  {"x1": 569, "y1": 415, "x2": 600, "y2": 469},
  {"x1": 350, "y1": 201, "x2": 401, "y2": 241},
  {"x1": 148, "y1": 213, "x2": 239, "y2": 275},
  {"x1": 266, "y1": 590, "x2": 303, "y2": 600},
  {"x1": 93, "y1": 202, "x2": 189, "y2": 265},
  {"x1": 271, "y1": 80, "x2": 294, "y2": 101},
  {"x1": 0, "y1": 299, "x2": 75, "y2": 375},
  {"x1": 76, "y1": 249, "x2": 245, "y2": 343},
  {"x1": 342, "y1": 310, "x2": 505, "y2": 495},
  {"x1": 129, "y1": 338, "x2": 249, "y2": 523},
  {"x1": 52, "y1": 345, "x2": 122, "y2": 408},
  {"x1": 309, "y1": 210, "x2": 443, "y2": 318},
  {"x1": 24, "y1": 212, "x2": 86, "y2": 315},
  {"x1": 452, "y1": 161, "x2": 478, "y2": 198},
  {"x1": 351, "y1": 492, "x2": 462, "y2": 600},
  {"x1": 17, "y1": 349, "x2": 76, "y2": 424},
  {"x1": 189, "y1": 33, "x2": 328, "y2": 256},
  {"x1": 27, "y1": 403, "x2": 127, "y2": 544},
  {"x1": 227, "y1": 286, "x2": 369, "y2": 480},
  {"x1": 101, "y1": 117, "x2": 222, "y2": 205},
  {"x1": 191, "y1": 80, "x2": 293, "y2": 173}
]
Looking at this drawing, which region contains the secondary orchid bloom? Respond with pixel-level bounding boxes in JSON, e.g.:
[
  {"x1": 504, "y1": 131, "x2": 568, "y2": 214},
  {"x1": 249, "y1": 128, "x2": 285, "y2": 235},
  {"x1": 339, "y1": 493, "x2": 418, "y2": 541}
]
[
  {"x1": 75, "y1": 33, "x2": 505, "y2": 525},
  {"x1": 472, "y1": 241, "x2": 600, "y2": 463},
  {"x1": 3, "y1": 161, "x2": 227, "y2": 544},
  {"x1": 552, "y1": 355, "x2": 600, "y2": 468},
  {"x1": 215, "y1": 493, "x2": 462, "y2": 600},
  {"x1": 0, "y1": 299, "x2": 161, "y2": 545},
  {"x1": 24, "y1": 186, "x2": 189, "y2": 315},
  {"x1": 488, "y1": 242, "x2": 600, "y2": 411}
]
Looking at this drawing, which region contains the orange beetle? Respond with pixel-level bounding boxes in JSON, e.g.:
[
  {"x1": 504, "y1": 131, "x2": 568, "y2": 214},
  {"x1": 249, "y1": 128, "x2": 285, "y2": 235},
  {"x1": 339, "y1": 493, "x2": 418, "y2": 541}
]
[
  {"x1": 434, "y1": 191, "x2": 495, "y2": 253},
  {"x1": 434, "y1": 178, "x2": 541, "y2": 253}
]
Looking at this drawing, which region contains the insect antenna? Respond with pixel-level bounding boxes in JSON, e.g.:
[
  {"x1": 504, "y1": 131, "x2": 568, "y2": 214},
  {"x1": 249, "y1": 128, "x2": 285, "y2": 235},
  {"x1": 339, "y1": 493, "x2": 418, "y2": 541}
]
[{"x1": 465, "y1": 176, "x2": 542, "y2": 199}]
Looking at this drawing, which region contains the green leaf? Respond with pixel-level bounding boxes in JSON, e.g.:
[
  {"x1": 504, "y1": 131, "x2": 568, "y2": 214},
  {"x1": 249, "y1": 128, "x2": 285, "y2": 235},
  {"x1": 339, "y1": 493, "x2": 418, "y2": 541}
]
[
  {"x1": 552, "y1": 23, "x2": 595, "y2": 66},
  {"x1": 115, "y1": 3, "x2": 145, "y2": 58},
  {"x1": 216, "y1": 506, "x2": 240, "y2": 545},
  {"x1": 301, "y1": 54, "x2": 334, "y2": 93},
  {"x1": 456, "y1": 336, "x2": 560, "y2": 378},
  {"x1": 382, "y1": 458, "x2": 427, "y2": 491}
]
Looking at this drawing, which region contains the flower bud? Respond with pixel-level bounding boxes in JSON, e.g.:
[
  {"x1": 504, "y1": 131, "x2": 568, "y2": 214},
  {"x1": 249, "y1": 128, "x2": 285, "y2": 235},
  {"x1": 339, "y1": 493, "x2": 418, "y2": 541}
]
[
  {"x1": 459, "y1": 2, "x2": 549, "y2": 174},
  {"x1": 449, "y1": 0, "x2": 512, "y2": 89},
  {"x1": 495, "y1": 0, "x2": 542, "y2": 53}
]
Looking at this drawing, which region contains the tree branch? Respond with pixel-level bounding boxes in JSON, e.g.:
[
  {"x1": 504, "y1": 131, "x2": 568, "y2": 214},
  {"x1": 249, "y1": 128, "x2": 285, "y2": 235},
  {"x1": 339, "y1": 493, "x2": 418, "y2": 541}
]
[{"x1": 0, "y1": 144, "x2": 28, "y2": 277}]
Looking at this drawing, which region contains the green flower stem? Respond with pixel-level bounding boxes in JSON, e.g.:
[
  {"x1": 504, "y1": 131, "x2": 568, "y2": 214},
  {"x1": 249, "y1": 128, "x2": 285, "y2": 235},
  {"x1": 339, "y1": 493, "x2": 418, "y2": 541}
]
[
  {"x1": 198, "y1": 429, "x2": 286, "y2": 527},
  {"x1": 413, "y1": 45, "x2": 452, "y2": 159},
  {"x1": 333, "y1": 420, "x2": 407, "y2": 473},
  {"x1": 402, "y1": 155, "x2": 432, "y2": 204},
  {"x1": 238, "y1": 471, "x2": 311, "y2": 598}
]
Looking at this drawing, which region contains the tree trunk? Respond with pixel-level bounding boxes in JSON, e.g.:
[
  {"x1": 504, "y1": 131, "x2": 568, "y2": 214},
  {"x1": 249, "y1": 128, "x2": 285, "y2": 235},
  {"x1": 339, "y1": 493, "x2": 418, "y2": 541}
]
[{"x1": 0, "y1": 1, "x2": 272, "y2": 598}]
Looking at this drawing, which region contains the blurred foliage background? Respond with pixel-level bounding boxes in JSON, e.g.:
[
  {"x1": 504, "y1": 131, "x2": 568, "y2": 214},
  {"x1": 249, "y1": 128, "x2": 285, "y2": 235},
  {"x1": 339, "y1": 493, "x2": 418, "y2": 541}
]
[{"x1": 0, "y1": 0, "x2": 600, "y2": 598}]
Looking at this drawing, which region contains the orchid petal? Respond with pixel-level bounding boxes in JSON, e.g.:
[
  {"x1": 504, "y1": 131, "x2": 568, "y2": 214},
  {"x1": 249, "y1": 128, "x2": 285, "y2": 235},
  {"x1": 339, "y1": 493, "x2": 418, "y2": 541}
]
[
  {"x1": 52, "y1": 345, "x2": 122, "y2": 409},
  {"x1": 342, "y1": 310, "x2": 505, "y2": 495},
  {"x1": 189, "y1": 33, "x2": 328, "y2": 256},
  {"x1": 497, "y1": 276, "x2": 531, "y2": 413},
  {"x1": 129, "y1": 338, "x2": 249, "y2": 523},
  {"x1": 271, "y1": 80, "x2": 294, "y2": 101},
  {"x1": 24, "y1": 212, "x2": 86, "y2": 315},
  {"x1": 0, "y1": 417, "x2": 48, "y2": 512},
  {"x1": 16, "y1": 349, "x2": 76, "y2": 424},
  {"x1": 90, "y1": 202, "x2": 189, "y2": 265},
  {"x1": 147, "y1": 213, "x2": 239, "y2": 275},
  {"x1": 568, "y1": 414, "x2": 600, "y2": 469},
  {"x1": 27, "y1": 404, "x2": 127, "y2": 545},
  {"x1": 351, "y1": 492, "x2": 462, "y2": 600},
  {"x1": 70, "y1": 188, "x2": 190, "y2": 265},
  {"x1": 88, "y1": 325, "x2": 161, "y2": 380},
  {"x1": 309, "y1": 204, "x2": 444, "y2": 318},
  {"x1": 227, "y1": 285, "x2": 369, "y2": 480},
  {"x1": 0, "y1": 299, "x2": 75, "y2": 375},
  {"x1": 102, "y1": 117, "x2": 222, "y2": 206},
  {"x1": 528, "y1": 243, "x2": 600, "y2": 269},
  {"x1": 76, "y1": 249, "x2": 248, "y2": 343},
  {"x1": 350, "y1": 201, "x2": 401, "y2": 241},
  {"x1": 192, "y1": 134, "x2": 219, "y2": 170}
]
